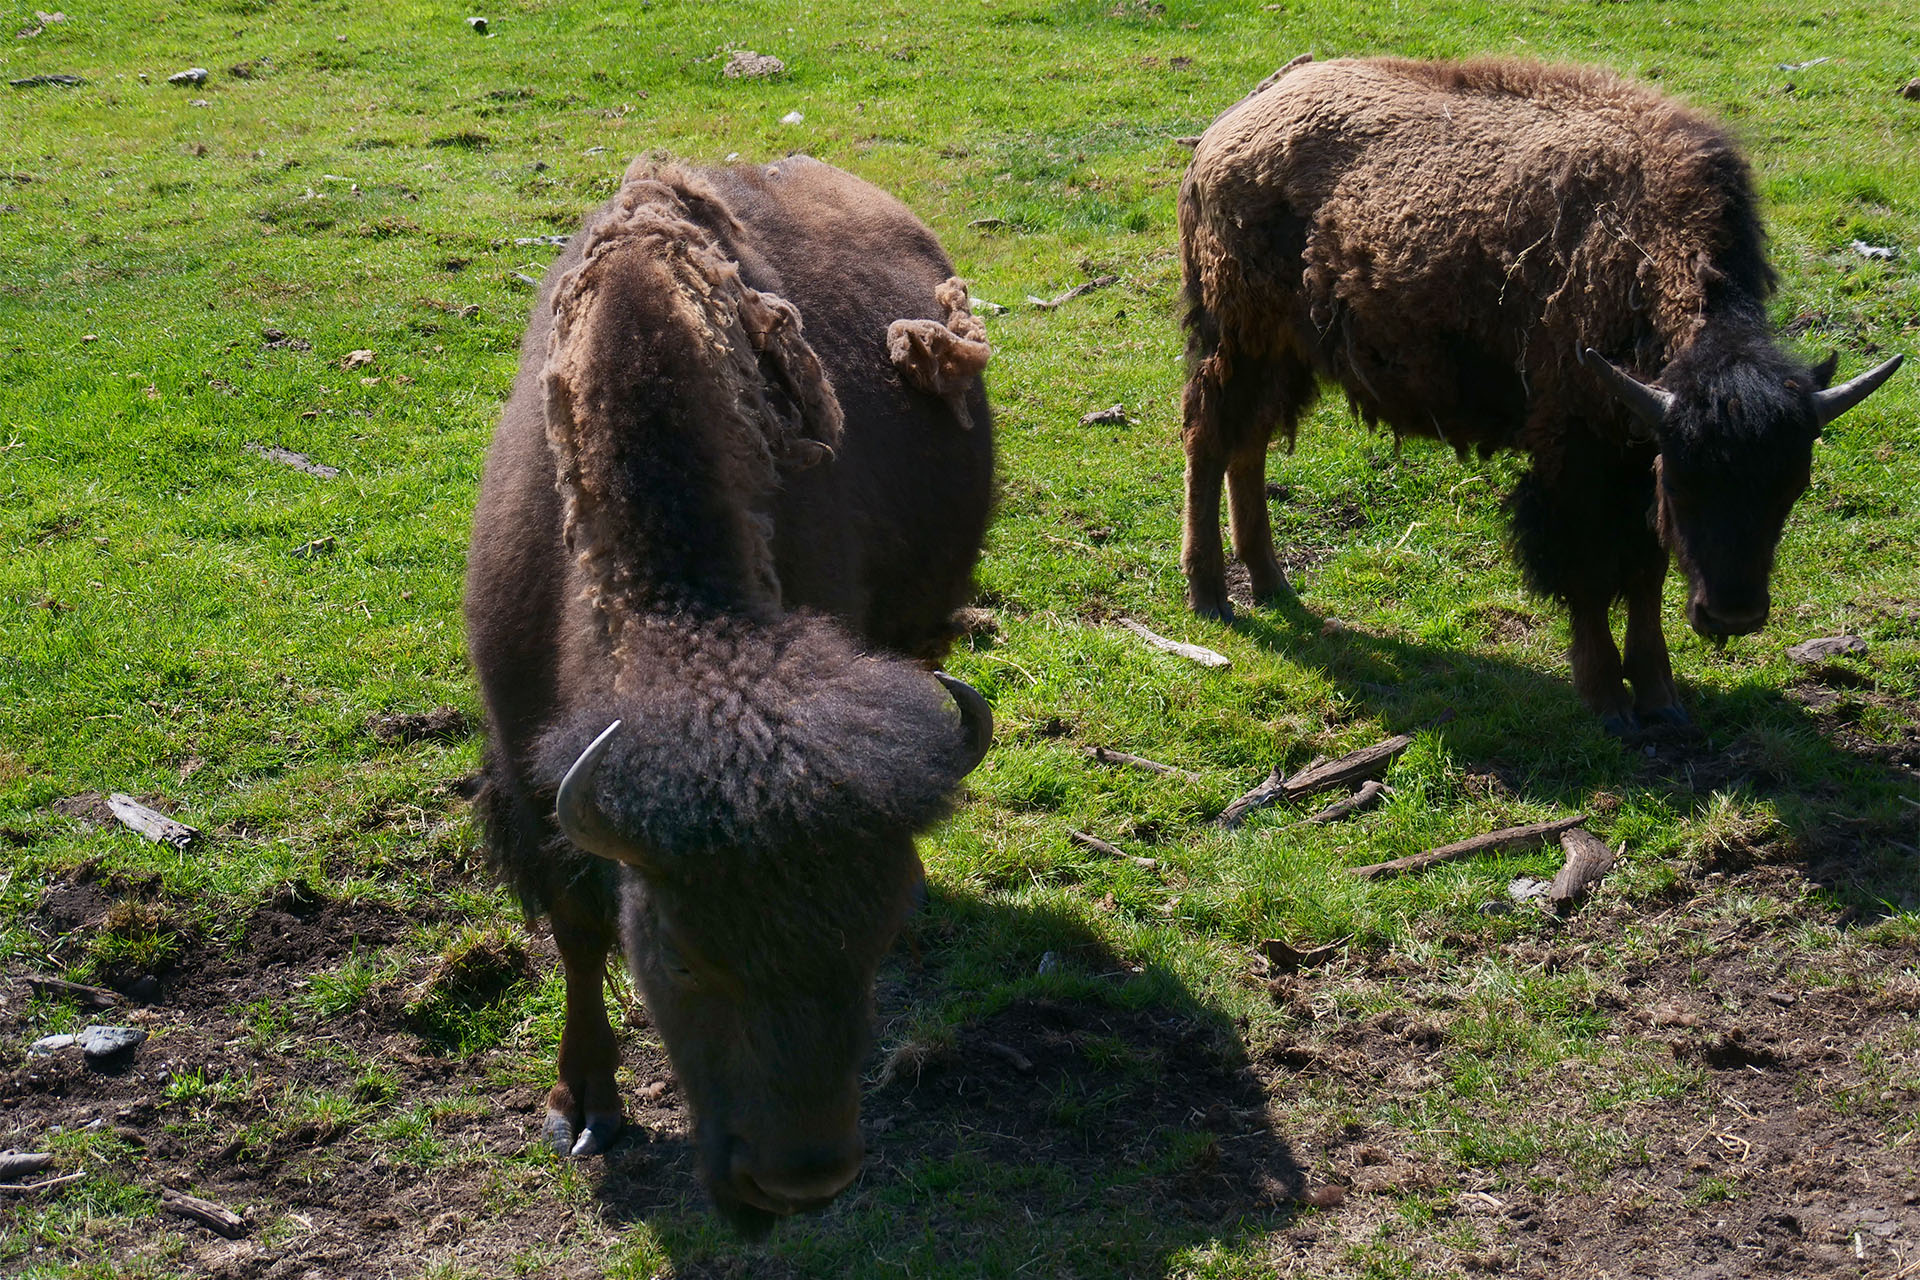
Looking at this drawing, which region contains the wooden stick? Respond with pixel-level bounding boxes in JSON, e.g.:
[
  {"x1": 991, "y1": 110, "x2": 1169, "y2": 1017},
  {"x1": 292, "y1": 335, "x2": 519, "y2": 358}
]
[
  {"x1": 1347, "y1": 815, "x2": 1587, "y2": 880},
  {"x1": 0, "y1": 1153, "x2": 54, "y2": 1180},
  {"x1": 1547, "y1": 828, "x2": 1620, "y2": 914},
  {"x1": 0, "y1": 1170, "x2": 84, "y2": 1195},
  {"x1": 1221, "y1": 711, "x2": 1454, "y2": 828},
  {"x1": 1119, "y1": 619, "x2": 1231, "y2": 669},
  {"x1": 1083, "y1": 746, "x2": 1202, "y2": 783},
  {"x1": 158, "y1": 1187, "x2": 247, "y2": 1238},
  {"x1": 106, "y1": 794, "x2": 197, "y2": 849},
  {"x1": 1217, "y1": 767, "x2": 1288, "y2": 829},
  {"x1": 1027, "y1": 273, "x2": 1118, "y2": 310},
  {"x1": 1067, "y1": 829, "x2": 1157, "y2": 870},
  {"x1": 1305, "y1": 779, "x2": 1389, "y2": 825},
  {"x1": 25, "y1": 977, "x2": 121, "y2": 1009}
]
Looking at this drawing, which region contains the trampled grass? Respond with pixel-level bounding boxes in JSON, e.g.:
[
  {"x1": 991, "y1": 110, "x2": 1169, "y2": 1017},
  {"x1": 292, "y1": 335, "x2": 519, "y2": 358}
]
[{"x1": 2, "y1": 2, "x2": 1917, "y2": 1277}]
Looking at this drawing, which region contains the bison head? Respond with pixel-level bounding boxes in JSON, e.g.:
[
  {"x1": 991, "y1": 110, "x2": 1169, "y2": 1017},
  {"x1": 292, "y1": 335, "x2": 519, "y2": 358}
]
[
  {"x1": 1581, "y1": 344, "x2": 1902, "y2": 638},
  {"x1": 545, "y1": 625, "x2": 990, "y2": 1234}
]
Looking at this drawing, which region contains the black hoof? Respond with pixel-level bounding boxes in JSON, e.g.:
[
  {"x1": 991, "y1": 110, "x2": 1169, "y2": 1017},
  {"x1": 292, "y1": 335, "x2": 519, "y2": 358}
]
[
  {"x1": 1638, "y1": 704, "x2": 1690, "y2": 730},
  {"x1": 1599, "y1": 712, "x2": 1637, "y2": 738}
]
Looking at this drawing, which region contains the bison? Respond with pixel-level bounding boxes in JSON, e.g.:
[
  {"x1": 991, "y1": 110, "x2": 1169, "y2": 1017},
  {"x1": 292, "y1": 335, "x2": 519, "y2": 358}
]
[
  {"x1": 465, "y1": 155, "x2": 996, "y2": 1232},
  {"x1": 1178, "y1": 56, "x2": 1902, "y2": 731}
]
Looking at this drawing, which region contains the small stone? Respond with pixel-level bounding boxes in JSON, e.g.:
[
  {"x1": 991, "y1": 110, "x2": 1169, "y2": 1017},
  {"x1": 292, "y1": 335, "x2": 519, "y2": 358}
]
[
  {"x1": 723, "y1": 50, "x2": 786, "y2": 80},
  {"x1": 1508, "y1": 876, "x2": 1552, "y2": 903},
  {"x1": 1786, "y1": 634, "x2": 1867, "y2": 664},
  {"x1": 1479, "y1": 900, "x2": 1513, "y2": 917},
  {"x1": 77, "y1": 1025, "x2": 146, "y2": 1059},
  {"x1": 1036, "y1": 950, "x2": 1061, "y2": 976},
  {"x1": 1902, "y1": 78, "x2": 1920, "y2": 101},
  {"x1": 779, "y1": 110, "x2": 804, "y2": 125},
  {"x1": 167, "y1": 67, "x2": 208, "y2": 87},
  {"x1": 28, "y1": 1033, "x2": 77, "y2": 1055}
]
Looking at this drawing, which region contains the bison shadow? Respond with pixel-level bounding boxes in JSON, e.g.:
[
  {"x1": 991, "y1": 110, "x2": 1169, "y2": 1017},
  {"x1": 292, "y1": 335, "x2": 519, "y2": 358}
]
[
  {"x1": 1229, "y1": 584, "x2": 1919, "y2": 919},
  {"x1": 587, "y1": 889, "x2": 1307, "y2": 1276}
]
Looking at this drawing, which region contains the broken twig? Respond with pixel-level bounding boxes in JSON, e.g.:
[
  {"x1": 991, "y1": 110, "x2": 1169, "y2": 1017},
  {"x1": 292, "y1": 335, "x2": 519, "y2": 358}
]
[
  {"x1": 0, "y1": 1170, "x2": 84, "y2": 1195},
  {"x1": 25, "y1": 977, "x2": 121, "y2": 1009},
  {"x1": 1219, "y1": 710, "x2": 1453, "y2": 828},
  {"x1": 1067, "y1": 829, "x2": 1158, "y2": 870},
  {"x1": 107, "y1": 794, "x2": 197, "y2": 849},
  {"x1": 1546, "y1": 828, "x2": 1620, "y2": 914},
  {"x1": 1083, "y1": 746, "x2": 1201, "y2": 783},
  {"x1": 158, "y1": 1187, "x2": 248, "y2": 1238},
  {"x1": 1119, "y1": 619, "x2": 1230, "y2": 669},
  {"x1": 1027, "y1": 273, "x2": 1118, "y2": 310},
  {"x1": 1304, "y1": 779, "x2": 1389, "y2": 825},
  {"x1": 1347, "y1": 815, "x2": 1587, "y2": 880},
  {"x1": 1260, "y1": 935, "x2": 1348, "y2": 973}
]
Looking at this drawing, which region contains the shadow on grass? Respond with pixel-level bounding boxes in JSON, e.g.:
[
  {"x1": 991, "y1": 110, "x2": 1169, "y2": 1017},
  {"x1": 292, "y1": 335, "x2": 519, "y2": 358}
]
[
  {"x1": 1232, "y1": 586, "x2": 1920, "y2": 918},
  {"x1": 586, "y1": 891, "x2": 1305, "y2": 1278}
]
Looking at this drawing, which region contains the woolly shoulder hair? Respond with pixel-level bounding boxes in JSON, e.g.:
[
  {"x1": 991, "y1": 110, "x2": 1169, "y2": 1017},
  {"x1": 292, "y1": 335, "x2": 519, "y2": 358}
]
[
  {"x1": 541, "y1": 164, "x2": 845, "y2": 624},
  {"x1": 535, "y1": 612, "x2": 974, "y2": 862}
]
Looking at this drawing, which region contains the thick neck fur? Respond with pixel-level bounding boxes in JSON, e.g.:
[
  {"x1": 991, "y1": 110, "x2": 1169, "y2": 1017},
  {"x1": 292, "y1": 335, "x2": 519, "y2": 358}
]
[{"x1": 540, "y1": 166, "x2": 844, "y2": 655}]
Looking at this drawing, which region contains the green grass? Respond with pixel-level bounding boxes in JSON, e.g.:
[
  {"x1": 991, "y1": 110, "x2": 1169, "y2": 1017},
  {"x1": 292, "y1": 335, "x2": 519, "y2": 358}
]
[{"x1": 4, "y1": 1, "x2": 1918, "y2": 1277}]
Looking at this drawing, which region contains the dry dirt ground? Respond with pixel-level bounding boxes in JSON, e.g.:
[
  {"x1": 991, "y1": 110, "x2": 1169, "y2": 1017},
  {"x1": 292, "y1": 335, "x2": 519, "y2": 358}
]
[{"x1": 3, "y1": 847, "x2": 1917, "y2": 1279}]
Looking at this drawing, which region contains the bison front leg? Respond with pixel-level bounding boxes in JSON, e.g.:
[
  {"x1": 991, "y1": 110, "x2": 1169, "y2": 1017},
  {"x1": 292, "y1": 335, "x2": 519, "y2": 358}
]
[
  {"x1": 545, "y1": 897, "x2": 624, "y2": 1157},
  {"x1": 1566, "y1": 590, "x2": 1636, "y2": 735},
  {"x1": 1622, "y1": 555, "x2": 1686, "y2": 727}
]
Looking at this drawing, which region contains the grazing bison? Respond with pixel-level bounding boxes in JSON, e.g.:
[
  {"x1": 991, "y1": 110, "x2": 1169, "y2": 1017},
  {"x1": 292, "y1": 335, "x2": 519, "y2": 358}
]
[
  {"x1": 465, "y1": 155, "x2": 996, "y2": 1232},
  {"x1": 1178, "y1": 56, "x2": 1902, "y2": 730}
]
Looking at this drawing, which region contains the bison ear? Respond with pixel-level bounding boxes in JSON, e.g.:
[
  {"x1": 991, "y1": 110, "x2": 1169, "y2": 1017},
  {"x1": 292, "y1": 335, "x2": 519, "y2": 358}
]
[{"x1": 1810, "y1": 351, "x2": 1841, "y2": 390}]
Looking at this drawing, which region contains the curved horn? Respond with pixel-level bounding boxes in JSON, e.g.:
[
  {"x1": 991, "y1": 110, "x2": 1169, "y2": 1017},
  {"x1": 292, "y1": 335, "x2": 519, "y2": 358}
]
[
  {"x1": 935, "y1": 673, "x2": 993, "y2": 777},
  {"x1": 1811, "y1": 353, "x2": 1903, "y2": 428},
  {"x1": 1580, "y1": 348, "x2": 1675, "y2": 439},
  {"x1": 555, "y1": 719, "x2": 640, "y2": 865}
]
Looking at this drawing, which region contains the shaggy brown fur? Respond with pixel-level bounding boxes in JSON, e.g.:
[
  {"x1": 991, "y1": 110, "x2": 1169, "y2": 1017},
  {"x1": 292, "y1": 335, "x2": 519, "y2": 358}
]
[
  {"x1": 1178, "y1": 55, "x2": 1896, "y2": 729},
  {"x1": 465, "y1": 156, "x2": 994, "y2": 1232}
]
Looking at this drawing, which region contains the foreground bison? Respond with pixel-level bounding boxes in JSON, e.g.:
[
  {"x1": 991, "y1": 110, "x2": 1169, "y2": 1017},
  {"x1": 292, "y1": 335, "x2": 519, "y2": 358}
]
[
  {"x1": 466, "y1": 156, "x2": 995, "y2": 1231},
  {"x1": 1179, "y1": 56, "x2": 1902, "y2": 730}
]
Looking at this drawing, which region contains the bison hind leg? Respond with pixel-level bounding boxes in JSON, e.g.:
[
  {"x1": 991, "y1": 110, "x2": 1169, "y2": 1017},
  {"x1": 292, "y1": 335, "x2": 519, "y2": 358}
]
[{"x1": 1182, "y1": 342, "x2": 1316, "y2": 620}]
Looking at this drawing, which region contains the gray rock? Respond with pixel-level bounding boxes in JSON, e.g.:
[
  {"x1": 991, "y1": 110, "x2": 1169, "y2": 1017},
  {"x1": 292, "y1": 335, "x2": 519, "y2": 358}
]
[
  {"x1": 167, "y1": 67, "x2": 208, "y2": 87},
  {"x1": 76, "y1": 1025, "x2": 146, "y2": 1059},
  {"x1": 1786, "y1": 634, "x2": 1868, "y2": 664},
  {"x1": 28, "y1": 1034, "x2": 76, "y2": 1055}
]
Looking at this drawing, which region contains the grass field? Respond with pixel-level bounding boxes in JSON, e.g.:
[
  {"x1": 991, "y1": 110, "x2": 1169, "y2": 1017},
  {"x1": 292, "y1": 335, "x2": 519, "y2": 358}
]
[{"x1": 2, "y1": 1, "x2": 1917, "y2": 1277}]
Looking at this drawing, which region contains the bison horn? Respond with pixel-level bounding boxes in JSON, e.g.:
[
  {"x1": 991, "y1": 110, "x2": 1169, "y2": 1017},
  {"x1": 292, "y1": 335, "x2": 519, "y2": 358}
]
[
  {"x1": 935, "y1": 673, "x2": 993, "y2": 777},
  {"x1": 555, "y1": 719, "x2": 640, "y2": 865},
  {"x1": 1580, "y1": 348, "x2": 1675, "y2": 439},
  {"x1": 1810, "y1": 353, "x2": 1903, "y2": 428}
]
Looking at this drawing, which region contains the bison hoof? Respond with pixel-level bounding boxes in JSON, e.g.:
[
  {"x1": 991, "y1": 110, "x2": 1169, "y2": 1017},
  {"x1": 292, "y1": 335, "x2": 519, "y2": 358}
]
[
  {"x1": 1599, "y1": 712, "x2": 1637, "y2": 738},
  {"x1": 1189, "y1": 595, "x2": 1235, "y2": 624},
  {"x1": 544, "y1": 1109, "x2": 623, "y2": 1158},
  {"x1": 1638, "y1": 704, "x2": 1690, "y2": 729}
]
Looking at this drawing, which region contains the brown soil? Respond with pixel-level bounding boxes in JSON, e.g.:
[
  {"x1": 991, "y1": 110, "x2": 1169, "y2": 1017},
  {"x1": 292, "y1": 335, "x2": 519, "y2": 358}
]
[{"x1": 4, "y1": 858, "x2": 1917, "y2": 1278}]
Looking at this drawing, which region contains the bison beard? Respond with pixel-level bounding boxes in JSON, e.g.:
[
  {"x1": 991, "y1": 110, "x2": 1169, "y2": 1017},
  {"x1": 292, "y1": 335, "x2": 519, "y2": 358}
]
[
  {"x1": 464, "y1": 156, "x2": 995, "y2": 1232},
  {"x1": 1177, "y1": 55, "x2": 1902, "y2": 731}
]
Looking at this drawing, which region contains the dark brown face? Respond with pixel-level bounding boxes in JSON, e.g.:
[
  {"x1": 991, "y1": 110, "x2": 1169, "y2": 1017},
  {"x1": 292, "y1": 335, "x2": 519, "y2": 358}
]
[
  {"x1": 616, "y1": 839, "x2": 926, "y2": 1236},
  {"x1": 1653, "y1": 448, "x2": 1813, "y2": 639}
]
